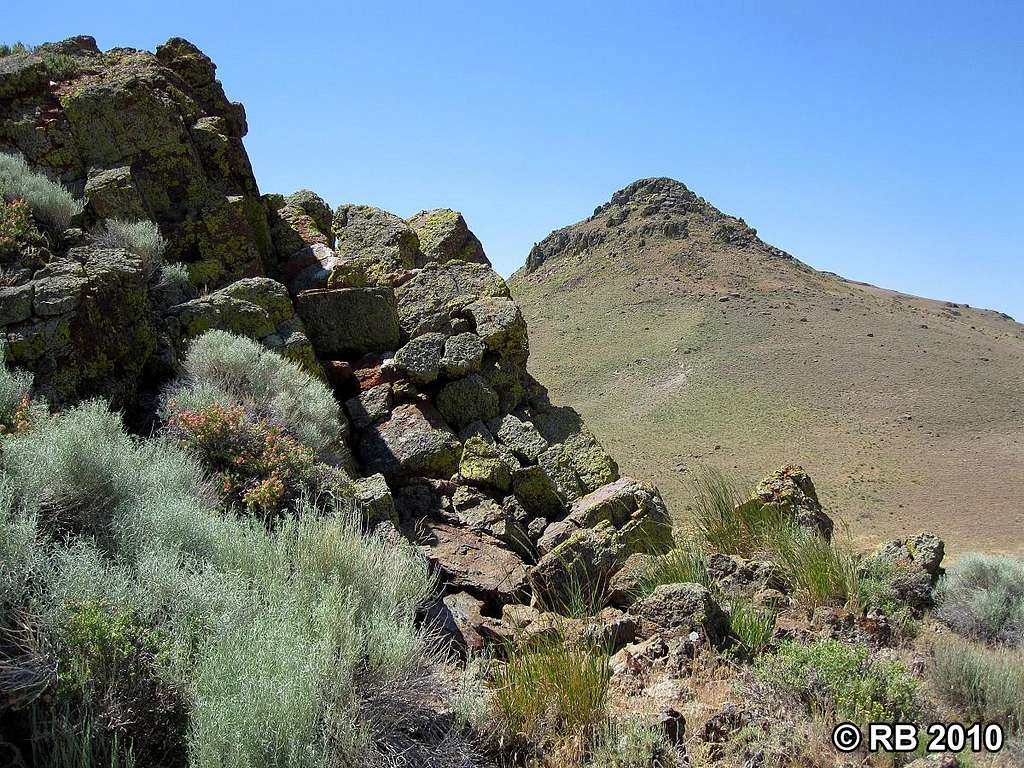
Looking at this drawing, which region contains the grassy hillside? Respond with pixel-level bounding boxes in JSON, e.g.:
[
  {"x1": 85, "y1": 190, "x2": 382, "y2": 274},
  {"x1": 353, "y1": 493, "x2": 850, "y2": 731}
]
[{"x1": 510, "y1": 178, "x2": 1024, "y2": 555}]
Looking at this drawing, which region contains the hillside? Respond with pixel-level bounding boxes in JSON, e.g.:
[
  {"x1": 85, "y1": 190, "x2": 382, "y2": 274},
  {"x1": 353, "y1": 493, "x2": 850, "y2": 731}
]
[{"x1": 510, "y1": 178, "x2": 1024, "y2": 556}]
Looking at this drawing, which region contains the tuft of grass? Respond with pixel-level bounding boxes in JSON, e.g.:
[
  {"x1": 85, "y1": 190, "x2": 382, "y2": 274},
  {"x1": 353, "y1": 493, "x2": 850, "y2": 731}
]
[
  {"x1": 691, "y1": 468, "x2": 786, "y2": 558},
  {"x1": 935, "y1": 553, "x2": 1024, "y2": 646},
  {"x1": 91, "y1": 219, "x2": 167, "y2": 279},
  {"x1": 163, "y1": 330, "x2": 343, "y2": 454},
  {"x1": 0, "y1": 152, "x2": 84, "y2": 235},
  {"x1": 767, "y1": 523, "x2": 862, "y2": 611},
  {"x1": 931, "y1": 636, "x2": 1024, "y2": 732},
  {"x1": 636, "y1": 537, "x2": 711, "y2": 596},
  {"x1": 727, "y1": 597, "x2": 777, "y2": 658},
  {"x1": 492, "y1": 632, "x2": 611, "y2": 761},
  {"x1": 755, "y1": 639, "x2": 919, "y2": 727}
]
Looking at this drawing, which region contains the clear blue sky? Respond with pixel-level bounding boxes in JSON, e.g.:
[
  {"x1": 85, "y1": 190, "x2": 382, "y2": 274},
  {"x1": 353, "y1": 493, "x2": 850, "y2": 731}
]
[{"x1": 9, "y1": 1, "x2": 1024, "y2": 318}]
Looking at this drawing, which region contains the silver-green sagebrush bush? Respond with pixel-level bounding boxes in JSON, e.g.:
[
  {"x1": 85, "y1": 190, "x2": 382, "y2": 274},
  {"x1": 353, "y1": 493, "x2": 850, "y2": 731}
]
[
  {"x1": 163, "y1": 330, "x2": 343, "y2": 454},
  {"x1": 0, "y1": 348, "x2": 477, "y2": 767},
  {"x1": 935, "y1": 553, "x2": 1024, "y2": 646},
  {"x1": 0, "y1": 152, "x2": 84, "y2": 234},
  {"x1": 91, "y1": 219, "x2": 168, "y2": 279}
]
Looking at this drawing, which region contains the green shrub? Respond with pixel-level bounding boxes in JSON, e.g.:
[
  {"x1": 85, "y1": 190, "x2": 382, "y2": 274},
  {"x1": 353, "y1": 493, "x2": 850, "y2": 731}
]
[
  {"x1": 931, "y1": 636, "x2": 1024, "y2": 732},
  {"x1": 755, "y1": 639, "x2": 919, "y2": 726},
  {"x1": 165, "y1": 402, "x2": 316, "y2": 519},
  {"x1": 0, "y1": 152, "x2": 84, "y2": 235},
  {"x1": 493, "y1": 632, "x2": 611, "y2": 760},
  {"x1": 91, "y1": 219, "x2": 167, "y2": 279},
  {"x1": 0, "y1": 346, "x2": 474, "y2": 767},
  {"x1": 42, "y1": 52, "x2": 78, "y2": 80},
  {"x1": 858, "y1": 558, "x2": 921, "y2": 639},
  {"x1": 936, "y1": 553, "x2": 1024, "y2": 646},
  {"x1": 3, "y1": 400, "x2": 149, "y2": 547},
  {"x1": 727, "y1": 597, "x2": 777, "y2": 658},
  {"x1": 164, "y1": 330, "x2": 342, "y2": 453},
  {"x1": 588, "y1": 717, "x2": 684, "y2": 767}
]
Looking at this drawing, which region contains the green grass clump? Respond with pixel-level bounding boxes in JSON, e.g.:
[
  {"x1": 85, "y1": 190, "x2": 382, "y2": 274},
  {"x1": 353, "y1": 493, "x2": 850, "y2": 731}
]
[
  {"x1": 163, "y1": 330, "x2": 342, "y2": 454},
  {"x1": 726, "y1": 597, "x2": 777, "y2": 658},
  {"x1": 935, "y1": 553, "x2": 1024, "y2": 646},
  {"x1": 931, "y1": 636, "x2": 1024, "y2": 732},
  {"x1": 0, "y1": 152, "x2": 84, "y2": 235},
  {"x1": 691, "y1": 469, "x2": 787, "y2": 558},
  {"x1": 91, "y1": 219, "x2": 167, "y2": 279},
  {"x1": 755, "y1": 639, "x2": 919, "y2": 727},
  {"x1": 637, "y1": 538, "x2": 711, "y2": 596},
  {"x1": 493, "y1": 632, "x2": 611, "y2": 761}
]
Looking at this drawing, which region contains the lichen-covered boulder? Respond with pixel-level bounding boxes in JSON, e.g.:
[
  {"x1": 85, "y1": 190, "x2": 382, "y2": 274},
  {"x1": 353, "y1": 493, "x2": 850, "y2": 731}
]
[
  {"x1": 265, "y1": 191, "x2": 335, "y2": 281},
  {"x1": 407, "y1": 208, "x2": 489, "y2": 265},
  {"x1": 394, "y1": 260, "x2": 510, "y2": 338},
  {"x1": 489, "y1": 413, "x2": 548, "y2": 463},
  {"x1": 537, "y1": 432, "x2": 619, "y2": 503},
  {"x1": 163, "y1": 277, "x2": 319, "y2": 372},
  {"x1": 463, "y1": 297, "x2": 528, "y2": 362},
  {"x1": 295, "y1": 286, "x2": 401, "y2": 359},
  {"x1": 353, "y1": 473, "x2": 397, "y2": 527},
  {"x1": 460, "y1": 435, "x2": 512, "y2": 493},
  {"x1": 511, "y1": 465, "x2": 565, "y2": 520},
  {"x1": 344, "y1": 382, "x2": 393, "y2": 430},
  {"x1": 630, "y1": 583, "x2": 729, "y2": 644},
  {"x1": 441, "y1": 332, "x2": 485, "y2": 377},
  {"x1": 1, "y1": 245, "x2": 156, "y2": 406},
  {"x1": 332, "y1": 204, "x2": 419, "y2": 270},
  {"x1": 392, "y1": 332, "x2": 446, "y2": 384},
  {"x1": 529, "y1": 519, "x2": 622, "y2": 612},
  {"x1": 751, "y1": 464, "x2": 834, "y2": 540},
  {"x1": 436, "y1": 373, "x2": 500, "y2": 429},
  {"x1": 536, "y1": 477, "x2": 674, "y2": 557},
  {"x1": 358, "y1": 403, "x2": 461, "y2": 482},
  {"x1": 872, "y1": 531, "x2": 945, "y2": 578}
]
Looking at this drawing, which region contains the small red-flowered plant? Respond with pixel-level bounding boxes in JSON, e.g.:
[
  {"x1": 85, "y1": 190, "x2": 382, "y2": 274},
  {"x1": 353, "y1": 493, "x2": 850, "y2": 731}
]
[{"x1": 166, "y1": 402, "x2": 315, "y2": 519}]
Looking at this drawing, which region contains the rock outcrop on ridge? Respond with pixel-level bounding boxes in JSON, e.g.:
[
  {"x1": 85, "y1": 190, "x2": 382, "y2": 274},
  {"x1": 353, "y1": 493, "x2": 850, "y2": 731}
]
[{"x1": 0, "y1": 36, "x2": 676, "y2": 647}]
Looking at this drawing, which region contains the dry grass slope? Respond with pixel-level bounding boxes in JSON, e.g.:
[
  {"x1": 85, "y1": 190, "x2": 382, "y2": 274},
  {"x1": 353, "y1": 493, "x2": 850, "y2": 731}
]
[{"x1": 510, "y1": 178, "x2": 1024, "y2": 555}]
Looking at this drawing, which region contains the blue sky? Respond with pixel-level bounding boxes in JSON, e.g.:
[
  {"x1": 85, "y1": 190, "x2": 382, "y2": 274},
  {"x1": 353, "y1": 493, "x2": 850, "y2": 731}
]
[{"x1": 9, "y1": 1, "x2": 1024, "y2": 318}]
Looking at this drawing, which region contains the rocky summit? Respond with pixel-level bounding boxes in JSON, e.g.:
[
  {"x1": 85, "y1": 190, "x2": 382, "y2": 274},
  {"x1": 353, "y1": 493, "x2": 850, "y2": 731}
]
[{"x1": 1, "y1": 35, "x2": 1022, "y2": 768}]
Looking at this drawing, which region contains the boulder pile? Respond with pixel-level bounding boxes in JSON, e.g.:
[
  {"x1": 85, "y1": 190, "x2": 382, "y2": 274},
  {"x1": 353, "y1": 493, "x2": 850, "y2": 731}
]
[{"x1": 0, "y1": 36, "x2": 678, "y2": 650}]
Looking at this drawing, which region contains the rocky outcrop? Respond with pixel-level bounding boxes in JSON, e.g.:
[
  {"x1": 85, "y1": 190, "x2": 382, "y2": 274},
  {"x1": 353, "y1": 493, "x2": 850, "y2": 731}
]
[
  {"x1": 0, "y1": 37, "x2": 270, "y2": 288},
  {"x1": 751, "y1": 464, "x2": 834, "y2": 540},
  {"x1": 0, "y1": 37, "x2": 679, "y2": 655},
  {"x1": 2, "y1": 244, "x2": 155, "y2": 405}
]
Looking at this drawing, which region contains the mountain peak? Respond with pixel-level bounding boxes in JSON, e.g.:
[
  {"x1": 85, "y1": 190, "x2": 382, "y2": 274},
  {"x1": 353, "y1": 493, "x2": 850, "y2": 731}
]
[{"x1": 524, "y1": 175, "x2": 757, "y2": 273}]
